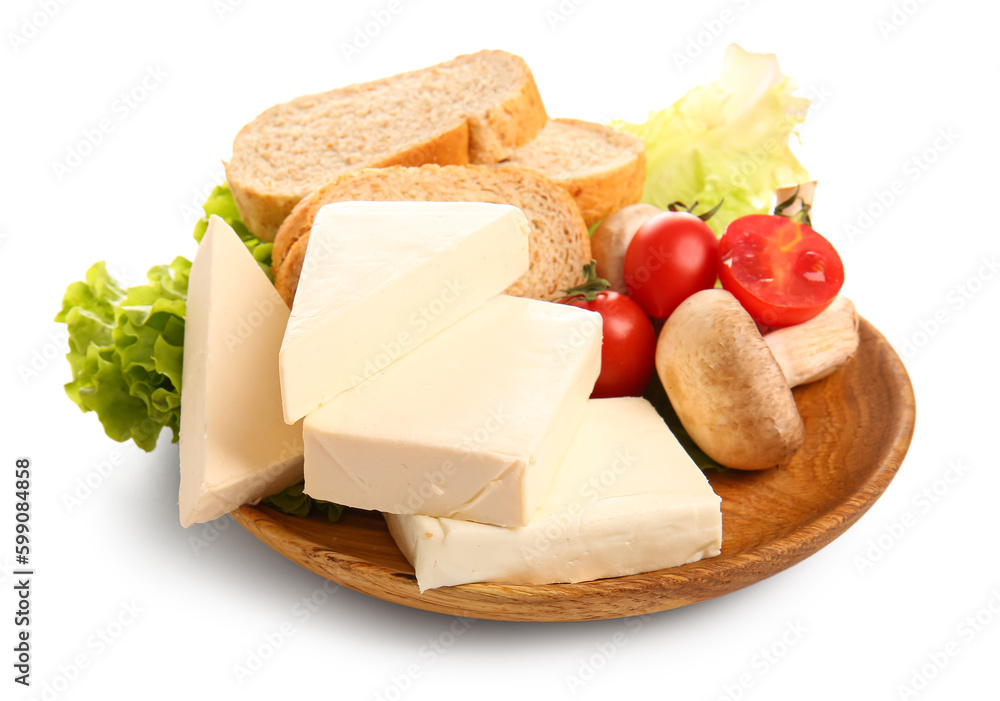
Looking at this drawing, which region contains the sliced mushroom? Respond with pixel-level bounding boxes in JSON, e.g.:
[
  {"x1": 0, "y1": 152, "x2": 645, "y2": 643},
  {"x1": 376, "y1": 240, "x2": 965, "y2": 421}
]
[
  {"x1": 774, "y1": 181, "x2": 817, "y2": 218},
  {"x1": 656, "y1": 289, "x2": 804, "y2": 470},
  {"x1": 763, "y1": 296, "x2": 859, "y2": 387}
]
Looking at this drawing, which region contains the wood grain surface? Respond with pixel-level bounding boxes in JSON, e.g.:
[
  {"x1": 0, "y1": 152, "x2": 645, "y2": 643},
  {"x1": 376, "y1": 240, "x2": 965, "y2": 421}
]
[{"x1": 233, "y1": 319, "x2": 916, "y2": 622}]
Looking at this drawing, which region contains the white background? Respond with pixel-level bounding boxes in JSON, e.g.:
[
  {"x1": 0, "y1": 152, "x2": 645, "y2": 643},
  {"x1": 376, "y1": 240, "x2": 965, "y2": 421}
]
[{"x1": 2, "y1": 0, "x2": 998, "y2": 699}]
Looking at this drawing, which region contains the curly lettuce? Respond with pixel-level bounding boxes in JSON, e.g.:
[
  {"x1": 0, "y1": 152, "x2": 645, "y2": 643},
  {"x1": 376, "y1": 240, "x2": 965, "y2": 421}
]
[
  {"x1": 263, "y1": 482, "x2": 345, "y2": 522},
  {"x1": 54, "y1": 184, "x2": 343, "y2": 522},
  {"x1": 613, "y1": 44, "x2": 811, "y2": 234},
  {"x1": 55, "y1": 185, "x2": 263, "y2": 451},
  {"x1": 56, "y1": 258, "x2": 190, "y2": 451},
  {"x1": 194, "y1": 184, "x2": 275, "y2": 280}
]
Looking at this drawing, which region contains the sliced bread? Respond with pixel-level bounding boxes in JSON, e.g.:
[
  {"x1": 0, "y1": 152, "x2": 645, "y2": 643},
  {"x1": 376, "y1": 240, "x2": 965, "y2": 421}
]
[
  {"x1": 271, "y1": 165, "x2": 591, "y2": 306},
  {"x1": 226, "y1": 50, "x2": 548, "y2": 241},
  {"x1": 500, "y1": 119, "x2": 646, "y2": 226}
]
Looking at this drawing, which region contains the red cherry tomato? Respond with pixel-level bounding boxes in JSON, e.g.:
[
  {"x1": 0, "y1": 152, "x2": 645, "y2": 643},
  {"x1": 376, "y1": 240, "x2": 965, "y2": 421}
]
[
  {"x1": 561, "y1": 290, "x2": 656, "y2": 399},
  {"x1": 624, "y1": 212, "x2": 719, "y2": 319},
  {"x1": 719, "y1": 214, "x2": 845, "y2": 328}
]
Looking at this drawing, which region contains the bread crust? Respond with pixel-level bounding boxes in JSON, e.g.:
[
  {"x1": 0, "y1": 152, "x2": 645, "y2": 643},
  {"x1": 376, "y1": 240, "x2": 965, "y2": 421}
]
[
  {"x1": 503, "y1": 118, "x2": 646, "y2": 226},
  {"x1": 467, "y1": 75, "x2": 548, "y2": 163},
  {"x1": 226, "y1": 50, "x2": 547, "y2": 242},
  {"x1": 547, "y1": 119, "x2": 645, "y2": 225},
  {"x1": 271, "y1": 165, "x2": 590, "y2": 307}
]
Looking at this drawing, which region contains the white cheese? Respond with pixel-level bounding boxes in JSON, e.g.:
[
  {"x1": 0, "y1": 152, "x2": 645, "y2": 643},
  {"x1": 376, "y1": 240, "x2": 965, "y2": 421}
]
[
  {"x1": 278, "y1": 201, "x2": 530, "y2": 424},
  {"x1": 179, "y1": 216, "x2": 304, "y2": 527},
  {"x1": 385, "y1": 397, "x2": 723, "y2": 591},
  {"x1": 302, "y1": 295, "x2": 602, "y2": 527}
]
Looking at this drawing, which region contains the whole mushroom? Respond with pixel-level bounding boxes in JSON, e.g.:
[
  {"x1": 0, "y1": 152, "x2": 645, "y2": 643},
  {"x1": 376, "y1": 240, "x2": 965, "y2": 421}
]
[
  {"x1": 657, "y1": 289, "x2": 804, "y2": 470},
  {"x1": 656, "y1": 289, "x2": 859, "y2": 470},
  {"x1": 590, "y1": 203, "x2": 661, "y2": 293}
]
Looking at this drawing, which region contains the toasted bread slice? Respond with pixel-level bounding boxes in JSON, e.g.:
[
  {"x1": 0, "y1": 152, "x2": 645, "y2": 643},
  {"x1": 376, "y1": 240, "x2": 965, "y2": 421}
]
[
  {"x1": 500, "y1": 119, "x2": 646, "y2": 225},
  {"x1": 226, "y1": 50, "x2": 547, "y2": 241},
  {"x1": 271, "y1": 165, "x2": 590, "y2": 305}
]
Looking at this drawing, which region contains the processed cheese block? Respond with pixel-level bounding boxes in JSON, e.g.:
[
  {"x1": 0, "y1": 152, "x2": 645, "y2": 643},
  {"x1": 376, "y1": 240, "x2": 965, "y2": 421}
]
[
  {"x1": 278, "y1": 201, "x2": 530, "y2": 424},
  {"x1": 179, "y1": 216, "x2": 304, "y2": 527},
  {"x1": 385, "y1": 397, "x2": 723, "y2": 591},
  {"x1": 302, "y1": 295, "x2": 601, "y2": 527}
]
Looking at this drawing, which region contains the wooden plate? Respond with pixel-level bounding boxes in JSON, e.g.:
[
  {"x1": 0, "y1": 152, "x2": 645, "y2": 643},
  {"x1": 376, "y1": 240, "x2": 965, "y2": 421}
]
[{"x1": 233, "y1": 319, "x2": 916, "y2": 622}]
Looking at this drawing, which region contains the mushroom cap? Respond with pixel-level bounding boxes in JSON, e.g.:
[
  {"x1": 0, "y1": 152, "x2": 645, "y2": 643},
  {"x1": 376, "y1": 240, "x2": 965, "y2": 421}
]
[
  {"x1": 591, "y1": 203, "x2": 661, "y2": 293},
  {"x1": 656, "y1": 289, "x2": 805, "y2": 470}
]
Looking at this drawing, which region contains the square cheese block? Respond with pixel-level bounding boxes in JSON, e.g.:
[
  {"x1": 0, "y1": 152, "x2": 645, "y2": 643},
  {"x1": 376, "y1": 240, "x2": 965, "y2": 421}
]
[
  {"x1": 179, "y1": 216, "x2": 304, "y2": 527},
  {"x1": 302, "y1": 295, "x2": 602, "y2": 527},
  {"x1": 278, "y1": 201, "x2": 530, "y2": 424},
  {"x1": 385, "y1": 397, "x2": 723, "y2": 591}
]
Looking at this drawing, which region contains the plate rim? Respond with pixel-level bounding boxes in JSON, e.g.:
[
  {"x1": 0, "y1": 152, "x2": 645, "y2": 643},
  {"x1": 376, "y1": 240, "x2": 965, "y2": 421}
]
[{"x1": 233, "y1": 318, "x2": 916, "y2": 621}]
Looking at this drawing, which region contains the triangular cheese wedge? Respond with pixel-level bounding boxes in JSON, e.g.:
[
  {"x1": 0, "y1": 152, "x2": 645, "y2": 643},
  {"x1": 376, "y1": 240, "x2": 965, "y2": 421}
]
[
  {"x1": 278, "y1": 201, "x2": 530, "y2": 424},
  {"x1": 179, "y1": 216, "x2": 303, "y2": 527}
]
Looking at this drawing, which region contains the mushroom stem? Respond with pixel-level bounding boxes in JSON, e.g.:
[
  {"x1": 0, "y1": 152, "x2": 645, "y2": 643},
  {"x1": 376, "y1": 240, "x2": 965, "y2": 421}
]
[
  {"x1": 774, "y1": 181, "x2": 817, "y2": 218},
  {"x1": 763, "y1": 296, "x2": 859, "y2": 388}
]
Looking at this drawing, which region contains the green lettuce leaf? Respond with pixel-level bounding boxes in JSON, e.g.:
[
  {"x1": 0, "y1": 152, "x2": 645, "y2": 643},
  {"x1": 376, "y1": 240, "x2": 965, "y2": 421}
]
[
  {"x1": 55, "y1": 182, "x2": 344, "y2": 518},
  {"x1": 54, "y1": 185, "x2": 262, "y2": 452},
  {"x1": 56, "y1": 259, "x2": 190, "y2": 451},
  {"x1": 194, "y1": 184, "x2": 273, "y2": 280},
  {"x1": 613, "y1": 44, "x2": 811, "y2": 235},
  {"x1": 262, "y1": 482, "x2": 346, "y2": 523}
]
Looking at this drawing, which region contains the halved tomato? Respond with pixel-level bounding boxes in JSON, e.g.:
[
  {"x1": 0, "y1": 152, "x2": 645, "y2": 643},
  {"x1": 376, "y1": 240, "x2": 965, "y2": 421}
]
[{"x1": 719, "y1": 214, "x2": 844, "y2": 328}]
